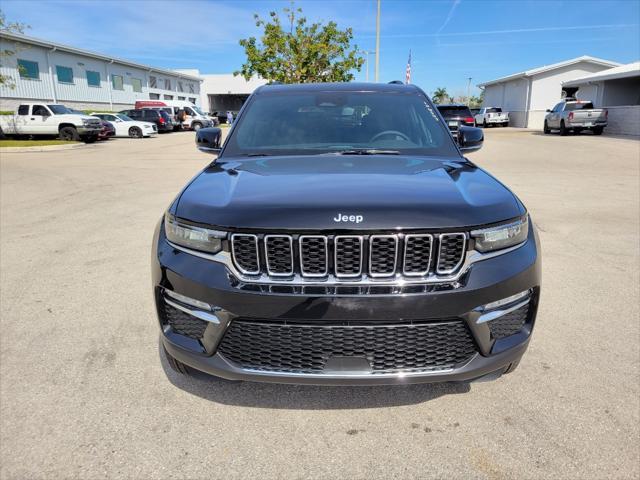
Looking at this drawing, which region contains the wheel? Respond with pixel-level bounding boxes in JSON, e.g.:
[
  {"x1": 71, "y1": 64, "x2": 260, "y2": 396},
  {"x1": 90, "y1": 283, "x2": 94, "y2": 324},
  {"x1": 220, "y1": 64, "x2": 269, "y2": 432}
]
[
  {"x1": 59, "y1": 126, "x2": 80, "y2": 141},
  {"x1": 502, "y1": 123, "x2": 509, "y2": 127},
  {"x1": 559, "y1": 121, "x2": 568, "y2": 136},
  {"x1": 128, "y1": 126, "x2": 143, "y2": 138},
  {"x1": 83, "y1": 135, "x2": 98, "y2": 144},
  {"x1": 162, "y1": 344, "x2": 192, "y2": 376},
  {"x1": 503, "y1": 359, "x2": 521, "y2": 374},
  {"x1": 192, "y1": 122, "x2": 203, "y2": 131},
  {"x1": 482, "y1": 120, "x2": 487, "y2": 128},
  {"x1": 543, "y1": 121, "x2": 550, "y2": 134},
  {"x1": 592, "y1": 126, "x2": 603, "y2": 135}
]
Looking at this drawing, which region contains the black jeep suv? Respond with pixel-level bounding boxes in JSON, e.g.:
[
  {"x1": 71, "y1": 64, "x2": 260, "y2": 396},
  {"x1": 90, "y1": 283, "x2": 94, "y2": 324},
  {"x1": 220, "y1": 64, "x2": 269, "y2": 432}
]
[{"x1": 152, "y1": 82, "x2": 541, "y2": 385}]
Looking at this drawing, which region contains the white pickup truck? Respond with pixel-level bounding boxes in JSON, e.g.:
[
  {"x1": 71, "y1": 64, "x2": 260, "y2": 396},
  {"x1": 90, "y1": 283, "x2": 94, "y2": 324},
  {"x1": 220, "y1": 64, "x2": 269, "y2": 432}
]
[
  {"x1": 0, "y1": 103, "x2": 102, "y2": 143},
  {"x1": 474, "y1": 107, "x2": 509, "y2": 127}
]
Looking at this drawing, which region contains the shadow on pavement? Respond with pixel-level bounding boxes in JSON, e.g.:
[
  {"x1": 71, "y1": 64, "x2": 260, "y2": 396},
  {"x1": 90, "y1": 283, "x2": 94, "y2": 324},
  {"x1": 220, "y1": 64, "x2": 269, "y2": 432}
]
[{"x1": 159, "y1": 345, "x2": 471, "y2": 410}]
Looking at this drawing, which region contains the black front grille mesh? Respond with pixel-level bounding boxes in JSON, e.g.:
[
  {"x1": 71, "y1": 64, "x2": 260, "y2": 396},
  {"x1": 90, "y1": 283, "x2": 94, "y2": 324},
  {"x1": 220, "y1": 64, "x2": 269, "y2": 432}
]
[
  {"x1": 230, "y1": 232, "x2": 467, "y2": 279},
  {"x1": 160, "y1": 302, "x2": 208, "y2": 339},
  {"x1": 488, "y1": 304, "x2": 529, "y2": 339},
  {"x1": 218, "y1": 320, "x2": 478, "y2": 374}
]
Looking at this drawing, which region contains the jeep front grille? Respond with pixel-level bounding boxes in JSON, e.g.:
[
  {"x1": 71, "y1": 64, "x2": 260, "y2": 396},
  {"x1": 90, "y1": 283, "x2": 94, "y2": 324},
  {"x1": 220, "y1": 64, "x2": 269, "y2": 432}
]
[{"x1": 230, "y1": 232, "x2": 467, "y2": 281}]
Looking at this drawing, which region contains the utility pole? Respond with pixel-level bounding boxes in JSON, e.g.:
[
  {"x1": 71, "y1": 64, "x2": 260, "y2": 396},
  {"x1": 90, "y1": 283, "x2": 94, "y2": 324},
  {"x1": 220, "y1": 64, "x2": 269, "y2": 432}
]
[
  {"x1": 362, "y1": 50, "x2": 375, "y2": 82},
  {"x1": 375, "y1": 0, "x2": 381, "y2": 82},
  {"x1": 467, "y1": 77, "x2": 472, "y2": 105}
]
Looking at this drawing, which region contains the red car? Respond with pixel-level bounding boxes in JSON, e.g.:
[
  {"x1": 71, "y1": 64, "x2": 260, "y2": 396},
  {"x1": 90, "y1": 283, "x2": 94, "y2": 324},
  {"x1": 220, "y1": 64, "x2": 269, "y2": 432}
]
[{"x1": 98, "y1": 120, "x2": 115, "y2": 140}]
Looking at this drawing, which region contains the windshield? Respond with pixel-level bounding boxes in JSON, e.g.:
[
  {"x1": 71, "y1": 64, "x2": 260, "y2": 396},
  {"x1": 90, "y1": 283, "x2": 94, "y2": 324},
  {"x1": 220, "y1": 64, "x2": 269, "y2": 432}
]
[
  {"x1": 437, "y1": 106, "x2": 473, "y2": 118},
  {"x1": 48, "y1": 105, "x2": 73, "y2": 114},
  {"x1": 564, "y1": 102, "x2": 594, "y2": 111},
  {"x1": 116, "y1": 114, "x2": 133, "y2": 121},
  {"x1": 192, "y1": 106, "x2": 205, "y2": 116},
  {"x1": 486, "y1": 107, "x2": 502, "y2": 113},
  {"x1": 224, "y1": 91, "x2": 458, "y2": 157}
]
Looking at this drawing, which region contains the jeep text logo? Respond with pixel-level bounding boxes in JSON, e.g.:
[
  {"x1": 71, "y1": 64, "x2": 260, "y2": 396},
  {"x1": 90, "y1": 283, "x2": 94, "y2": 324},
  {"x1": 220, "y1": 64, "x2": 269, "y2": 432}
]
[{"x1": 333, "y1": 213, "x2": 364, "y2": 224}]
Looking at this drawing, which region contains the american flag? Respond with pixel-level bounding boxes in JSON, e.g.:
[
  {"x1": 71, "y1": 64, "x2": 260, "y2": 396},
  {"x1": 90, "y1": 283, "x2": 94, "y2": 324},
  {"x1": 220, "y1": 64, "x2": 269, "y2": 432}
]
[{"x1": 405, "y1": 50, "x2": 412, "y2": 84}]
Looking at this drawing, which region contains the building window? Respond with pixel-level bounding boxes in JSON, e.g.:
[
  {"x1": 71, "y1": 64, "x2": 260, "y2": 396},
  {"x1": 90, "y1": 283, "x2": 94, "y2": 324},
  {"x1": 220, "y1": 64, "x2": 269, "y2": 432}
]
[
  {"x1": 111, "y1": 74, "x2": 124, "y2": 90},
  {"x1": 17, "y1": 59, "x2": 39, "y2": 79},
  {"x1": 149, "y1": 93, "x2": 160, "y2": 100},
  {"x1": 178, "y1": 96, "x2": 185, "y2": 100},
  {"x1": 164, "y1": 78, "x2": 171, "y2": 90},
  {"x1": 188, "y1": 83, "x2": 195, "y2": 94},
  {"x1": 131, "y1": 78, "x2": 143, "y2": 93},
  {"x1": 55, "y1": 65, "x2": 74, "y2": 84},
  {"x1": 149, "y1": 75, "x2": 157, "y2": 88},
  {"x1": 164, "y1": 94, "x2": 174, "y2": 100},
  {"x1": 178, "y1": 81, "x2": 184, "y2": 92},
  {"x1": 188, "y1": 97, "x2": 196, "y2": 104},
  {"x1": 86, "y1": 70, "x2": 101, "y2": 87}
]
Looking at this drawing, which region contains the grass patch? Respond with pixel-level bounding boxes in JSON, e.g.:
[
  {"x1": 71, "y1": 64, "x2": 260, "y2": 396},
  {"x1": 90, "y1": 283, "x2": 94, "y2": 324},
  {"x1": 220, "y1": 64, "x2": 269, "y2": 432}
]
[
  {"x1": 0, "y1": 139, "x2": 80, "y2": 147},
  {"x1": 0, "y1": 111, "x2": 14, "y2": 115}
]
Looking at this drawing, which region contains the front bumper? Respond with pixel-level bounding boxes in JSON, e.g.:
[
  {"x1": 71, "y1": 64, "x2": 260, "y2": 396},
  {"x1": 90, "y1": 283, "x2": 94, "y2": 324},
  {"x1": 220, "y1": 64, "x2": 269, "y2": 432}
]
[{"x1": 152, "y1": 221, "x2": 541, "y2": 385}]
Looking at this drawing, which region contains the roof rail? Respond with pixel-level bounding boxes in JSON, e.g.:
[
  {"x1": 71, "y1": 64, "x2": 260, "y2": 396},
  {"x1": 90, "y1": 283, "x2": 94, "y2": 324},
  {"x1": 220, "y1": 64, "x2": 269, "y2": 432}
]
[{"x1": 388, "y1": 80, "x2": 404, "y2": 85}]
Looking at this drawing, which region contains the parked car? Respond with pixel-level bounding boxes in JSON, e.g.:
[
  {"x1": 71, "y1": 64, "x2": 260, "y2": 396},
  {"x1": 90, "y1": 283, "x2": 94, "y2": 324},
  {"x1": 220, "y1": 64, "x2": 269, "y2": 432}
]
[
  {"x1": 475, "y1": 107, "x2": 509, "y2": 128},
  {"x1": 153, "y1": 82, "x2": 541, "y2": 386},
  {"x1": 544, "y1": 99, "x2": 607, "y2": 135},
  {"x1": 436, "y1": 104, "x2": 476, "y2": 132},
  {"x1": 135, "y1": 100, "x2": 213, "y2": 131},
  {"x1": 90, "y1": 113, "x2": 158, "y2": 138},
  {"x1": 0, "y1": 103, "x2": 101, "y2": 142},
  {"x1": 97, "y1": 120, "x2": 115, "y2": 140},
  {"x1": 119, "y1": 109, "x2": 173, "y2": 132}
]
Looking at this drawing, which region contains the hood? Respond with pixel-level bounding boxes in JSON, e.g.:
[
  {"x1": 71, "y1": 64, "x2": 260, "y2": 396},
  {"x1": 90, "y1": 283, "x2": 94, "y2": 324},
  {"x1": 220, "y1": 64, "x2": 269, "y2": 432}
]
[{"x1": 175, "y1": 155, "x2": 524, "y2": 230}]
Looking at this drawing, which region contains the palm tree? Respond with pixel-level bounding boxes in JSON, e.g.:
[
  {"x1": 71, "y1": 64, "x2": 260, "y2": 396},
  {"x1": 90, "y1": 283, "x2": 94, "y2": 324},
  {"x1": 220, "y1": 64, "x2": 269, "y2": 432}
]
[{"x1": 432, "y1": 87, "x2": 449, "y2": 104}]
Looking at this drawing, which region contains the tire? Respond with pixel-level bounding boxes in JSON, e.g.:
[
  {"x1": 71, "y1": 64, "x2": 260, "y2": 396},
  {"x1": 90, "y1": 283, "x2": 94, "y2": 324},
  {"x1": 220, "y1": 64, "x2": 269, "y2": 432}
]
[
  {"x1": 83, "y1": 135, "x2": 98, "y2": 144},
  {"x1": 503, "y1": 359, "x2": 521, "y2": 374},
  {"x1": 559, "y1": 121, "x2": 568, "y2": 136},
  {"x1": 59, "y1": 126, "x2": 80, "y2": 141},
  {"x1": 482, "y1": 120, "x2": 487, "y2": 128},
  {"x1": 192, "y1": 122, "x2": 203, "y2": 131},
  {"x1": 162, "y1": 344, "x2": 192, "y2": 376},
  {"x1": 128, "y1": 126, "x2": 143, "y2": 138},
  {"x1": 592, "y1": 126, "x2": 603, "y2": 135},
  {"x1": 503, "y1": 123, "x2": 509, "y2": 127},
  {"x1": 543, "y1": 121, "x2": 550, "y2": 134}
]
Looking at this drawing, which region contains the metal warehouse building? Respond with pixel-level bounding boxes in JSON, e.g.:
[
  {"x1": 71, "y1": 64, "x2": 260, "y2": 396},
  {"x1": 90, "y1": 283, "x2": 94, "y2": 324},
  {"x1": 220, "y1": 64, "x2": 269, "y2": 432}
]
[
  {"x1": 0, "y1": 32, "x2": 203, "y2": 111},
  {"x1": 478, "y1": 56, "x2": 620, "y2": 129}
]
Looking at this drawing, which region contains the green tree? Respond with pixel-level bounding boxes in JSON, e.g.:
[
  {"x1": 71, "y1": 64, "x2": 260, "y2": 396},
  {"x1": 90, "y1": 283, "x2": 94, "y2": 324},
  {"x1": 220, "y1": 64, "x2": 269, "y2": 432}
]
[
  {"x1": 235, "y1": 6, "x2": 364, "y2": 83},
  {"x1": 0, "y1": 10, "x2": 28, "y2": 87},
  {"x1": 432, "y1": 87, "x2": 449, "y2": 104}
]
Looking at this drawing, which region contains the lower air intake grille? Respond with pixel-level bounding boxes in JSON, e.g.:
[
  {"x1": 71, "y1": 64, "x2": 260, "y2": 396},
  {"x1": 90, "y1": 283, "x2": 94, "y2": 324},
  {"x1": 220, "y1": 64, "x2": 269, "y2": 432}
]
[
  {"x1": 160, "y1": 302, "x2": 208, "y2": 339},
  {"x1": 488, "y1": 303, "x2": 530, "y2": 339},
  {"x1": 217, "y1": 320, "x2": 478, "y2": 374}
]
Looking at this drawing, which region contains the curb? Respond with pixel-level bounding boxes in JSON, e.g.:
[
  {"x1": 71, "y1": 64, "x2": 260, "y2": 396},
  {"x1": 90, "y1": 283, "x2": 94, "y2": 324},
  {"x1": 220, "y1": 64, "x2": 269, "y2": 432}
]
[{"x1": 0, "y1": 143, "x2": 90, "y2": 153}]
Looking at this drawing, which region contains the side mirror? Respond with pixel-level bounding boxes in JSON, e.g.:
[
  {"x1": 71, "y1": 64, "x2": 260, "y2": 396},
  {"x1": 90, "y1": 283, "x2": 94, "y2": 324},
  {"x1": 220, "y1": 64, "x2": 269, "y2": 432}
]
[
  {"x1": 458, "y1": 126, "x2": 483, "y2": 153},
  {"x1": 196, "y1": 127, "x2": 222, "y2": 156},
  {"x1": 546, "y1": 109, "x2": 551, "y2": 113}
]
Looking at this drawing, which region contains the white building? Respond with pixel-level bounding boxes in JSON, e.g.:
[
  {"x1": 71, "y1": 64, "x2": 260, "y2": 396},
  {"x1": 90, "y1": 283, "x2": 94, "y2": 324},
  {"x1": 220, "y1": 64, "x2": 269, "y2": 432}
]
[
  {"x1": 563, "y1": 62, "x2": 640, "y2": 136},
  {"x1": 0, "y1": 32, "x2": 203, "y2": 111},
  {"x1": 477, "y1": 56, "x2": 620, "y2": 129}
]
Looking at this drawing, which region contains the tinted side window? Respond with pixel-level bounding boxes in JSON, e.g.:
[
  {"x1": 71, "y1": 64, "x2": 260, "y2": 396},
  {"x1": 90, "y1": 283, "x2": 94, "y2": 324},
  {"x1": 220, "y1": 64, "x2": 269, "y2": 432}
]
[
  {"x1": 18, "y1": 105, "x2": 29, "y2": 115},
  {"x1": 32, "y1": 105, "x2": 49, "y2": 116}
]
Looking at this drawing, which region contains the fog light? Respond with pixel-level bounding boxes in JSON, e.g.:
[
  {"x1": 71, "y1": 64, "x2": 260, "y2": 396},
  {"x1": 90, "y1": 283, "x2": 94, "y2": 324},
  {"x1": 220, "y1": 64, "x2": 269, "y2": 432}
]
[
  {"x1": 164, "y1": 289, "x2": 211, "y2": 311},
  {"x1": 477, "y1": 289, "x2": 532, "y2": 324}
]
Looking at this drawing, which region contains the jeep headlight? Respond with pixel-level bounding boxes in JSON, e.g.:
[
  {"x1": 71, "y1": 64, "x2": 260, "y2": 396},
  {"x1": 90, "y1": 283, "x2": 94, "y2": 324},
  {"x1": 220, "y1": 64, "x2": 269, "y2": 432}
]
[
  {"x1": 471, "y1": 216, "x2": 529, "y2": 253},
  {"x1": 164, "y1": 212, "x2": 224, "y2": 253}
]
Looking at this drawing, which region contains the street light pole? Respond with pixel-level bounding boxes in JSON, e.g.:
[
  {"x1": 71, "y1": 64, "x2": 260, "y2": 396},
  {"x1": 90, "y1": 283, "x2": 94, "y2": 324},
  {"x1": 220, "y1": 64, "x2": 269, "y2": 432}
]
[
  {"x1": 467, "y1": 77, "x2": 472, "y2": 105},
  {"x1": 375, "y1": 0, "x2": 381, "y2": 82},
  {"x1": 362, "y1": 50, "x2": 375, "y2": 82}
]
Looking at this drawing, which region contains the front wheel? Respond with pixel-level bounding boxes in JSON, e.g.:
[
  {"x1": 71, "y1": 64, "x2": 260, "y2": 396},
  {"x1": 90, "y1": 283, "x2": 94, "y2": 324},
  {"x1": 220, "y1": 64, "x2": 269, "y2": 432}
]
[
  {"x1": 82, "y1": 135, "x2": 98, "y2": 144},
  {"x1": 59, "y1": 126, "x2": 80, "y2": 141},
  {"x1": 482, "y1": 120, "x2": 487, "y2": 128},
  {"x1": 192, "y1": 122, "x2": 203, "y2": 131},
  {"x1": 592, "y1": 126, "x2": 604, "y2": 135},
  {"x1": 162, "y1": 344, "x2": 192, "y2": 376},
  {"x1": 128, "y1": 126, "x2": 143, "y2": 138},
  {"x1": 543, "y1": 121, "x2": 550, "y2": 134}
]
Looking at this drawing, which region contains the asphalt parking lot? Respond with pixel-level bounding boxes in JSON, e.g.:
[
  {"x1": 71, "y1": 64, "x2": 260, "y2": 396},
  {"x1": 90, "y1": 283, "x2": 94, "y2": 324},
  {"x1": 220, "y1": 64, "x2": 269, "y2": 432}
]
[{"x1": 1, "y1": 129, "x2": 638, "y2": 479}]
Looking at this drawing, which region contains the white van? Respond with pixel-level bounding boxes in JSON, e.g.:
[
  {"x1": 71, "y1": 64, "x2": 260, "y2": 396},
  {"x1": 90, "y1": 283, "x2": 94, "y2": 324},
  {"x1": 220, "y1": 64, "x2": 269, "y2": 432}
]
[{"x1": 135, "y1": 100, "x2": 212, "y2": 131}]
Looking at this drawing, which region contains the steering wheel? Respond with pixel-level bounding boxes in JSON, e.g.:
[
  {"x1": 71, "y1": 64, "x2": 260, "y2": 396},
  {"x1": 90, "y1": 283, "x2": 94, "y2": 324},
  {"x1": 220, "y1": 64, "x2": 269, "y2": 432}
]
[{"x1": 370, "y1": 130, "x2": 411, "y2": 143}]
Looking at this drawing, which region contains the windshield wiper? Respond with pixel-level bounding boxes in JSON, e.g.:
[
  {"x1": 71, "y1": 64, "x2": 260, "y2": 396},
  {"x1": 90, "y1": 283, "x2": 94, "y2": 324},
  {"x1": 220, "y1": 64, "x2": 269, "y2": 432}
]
[{"x1": 332, "y1": 149, "x2": 400, "y2": 155}]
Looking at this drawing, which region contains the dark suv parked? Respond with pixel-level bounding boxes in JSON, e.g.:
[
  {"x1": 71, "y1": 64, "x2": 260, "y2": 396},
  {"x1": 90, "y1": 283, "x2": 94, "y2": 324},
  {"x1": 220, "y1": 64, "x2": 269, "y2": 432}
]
[
  {"x1": 152, "y1": 82, "x2": 541, "y2": 385},
  {"x1": 436, "y1": 104, "x2": 476, "y2": 132},
  {"x1": 119, "y1": 109, "x2": 173, "y2": 132}
]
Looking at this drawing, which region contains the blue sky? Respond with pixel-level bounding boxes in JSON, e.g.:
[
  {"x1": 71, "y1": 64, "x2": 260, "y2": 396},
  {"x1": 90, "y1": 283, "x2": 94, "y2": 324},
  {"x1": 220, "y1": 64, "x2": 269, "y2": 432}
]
[{"x1": 2, "y1": 0, "x2": 639, "y2": 96}]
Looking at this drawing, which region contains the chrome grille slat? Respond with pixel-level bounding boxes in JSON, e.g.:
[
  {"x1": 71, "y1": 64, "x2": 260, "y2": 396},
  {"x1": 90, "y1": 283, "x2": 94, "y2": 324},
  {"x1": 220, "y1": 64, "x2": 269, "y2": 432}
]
[{"x1": 230, "y1": 232, "x2": 467, "y2": 283}]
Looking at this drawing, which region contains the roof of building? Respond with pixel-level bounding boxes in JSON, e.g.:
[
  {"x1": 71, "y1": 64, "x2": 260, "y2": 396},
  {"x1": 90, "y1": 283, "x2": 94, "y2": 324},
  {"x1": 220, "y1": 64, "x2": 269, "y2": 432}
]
[
  {"x1": 562, "y1": 61, "x2": 640, "y2": 86},
  {"x1": 0, "y1": 31, "x2": 202, "y2": 82},
  {"x1": 477, "y1": 56, "x2": 621, "y2": 88}
]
